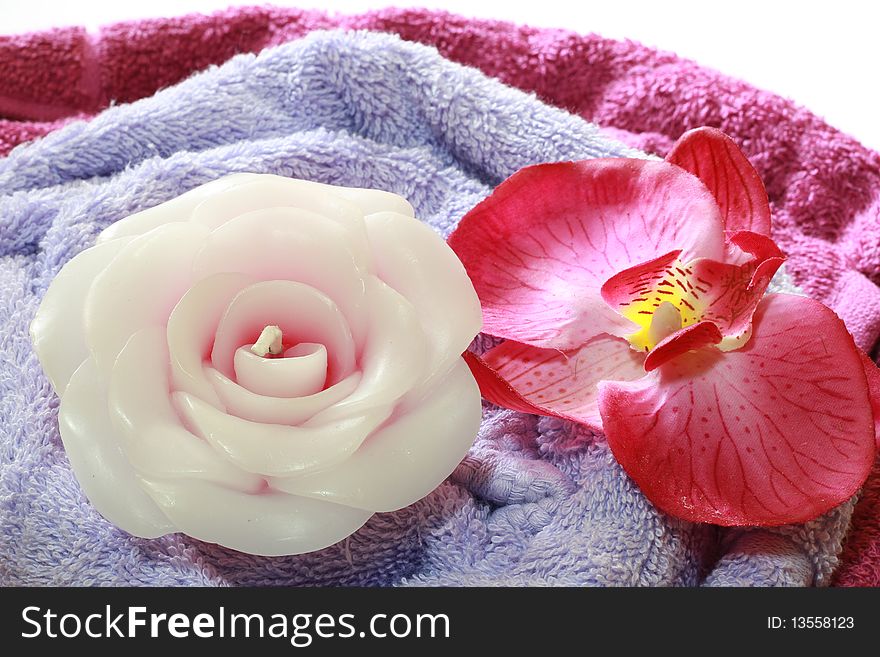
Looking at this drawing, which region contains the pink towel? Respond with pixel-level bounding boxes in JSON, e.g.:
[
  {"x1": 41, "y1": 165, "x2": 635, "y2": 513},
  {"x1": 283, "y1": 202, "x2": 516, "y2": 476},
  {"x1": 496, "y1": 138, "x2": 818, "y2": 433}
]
[{"x1": 3, "y1": 6, "x2": 880, "y2": 586}]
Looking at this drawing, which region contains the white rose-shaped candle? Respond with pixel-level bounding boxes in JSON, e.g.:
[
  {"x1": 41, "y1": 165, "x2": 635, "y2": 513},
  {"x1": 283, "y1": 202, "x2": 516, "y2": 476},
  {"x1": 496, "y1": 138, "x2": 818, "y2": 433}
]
[{"x1": 30, "y1": 174, "x2": 483, "y2": 556}]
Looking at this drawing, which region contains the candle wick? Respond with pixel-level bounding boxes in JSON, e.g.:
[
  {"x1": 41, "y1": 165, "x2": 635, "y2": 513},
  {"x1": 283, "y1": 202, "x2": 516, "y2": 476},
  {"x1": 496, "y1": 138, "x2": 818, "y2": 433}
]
[{"x1": 251, "y1": 325, "x2": 283, "y2": 357}]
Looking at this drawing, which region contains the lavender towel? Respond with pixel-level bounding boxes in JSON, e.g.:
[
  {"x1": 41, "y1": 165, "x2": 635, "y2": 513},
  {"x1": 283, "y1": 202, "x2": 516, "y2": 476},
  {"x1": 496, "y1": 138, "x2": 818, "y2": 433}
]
[{"x1": 0, "y1": 30, "x2": 851, "y2": 586}]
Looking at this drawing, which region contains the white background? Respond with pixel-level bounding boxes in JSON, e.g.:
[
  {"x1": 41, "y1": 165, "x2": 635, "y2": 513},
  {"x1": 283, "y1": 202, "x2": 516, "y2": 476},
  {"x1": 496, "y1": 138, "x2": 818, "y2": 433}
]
[{"x1": 2, "y1": 0, "x2": 879, "y2": 151}]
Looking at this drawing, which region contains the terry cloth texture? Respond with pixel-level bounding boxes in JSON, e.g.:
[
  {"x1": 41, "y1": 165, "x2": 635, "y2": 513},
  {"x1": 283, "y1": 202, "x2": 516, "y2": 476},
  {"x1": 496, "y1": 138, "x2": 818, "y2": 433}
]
[
  {"x1": 4, "y1": 6, "x2": 880, "y2": 588},
  {"x1": 0, "y1": 30, "x2": 859, "y2": 587}
]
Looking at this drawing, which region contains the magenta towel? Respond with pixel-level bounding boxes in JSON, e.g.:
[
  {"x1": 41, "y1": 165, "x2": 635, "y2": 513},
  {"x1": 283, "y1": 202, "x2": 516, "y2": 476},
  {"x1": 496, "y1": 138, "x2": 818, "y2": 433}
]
[{"x1": 3, "y1": 6, "x2": 880, "y2": 586}]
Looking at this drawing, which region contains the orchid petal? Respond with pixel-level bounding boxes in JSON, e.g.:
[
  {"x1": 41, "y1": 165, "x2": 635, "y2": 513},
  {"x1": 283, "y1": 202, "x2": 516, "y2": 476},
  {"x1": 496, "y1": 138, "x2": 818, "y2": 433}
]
[
  {"x1": 728, "y1": 230, "x2": 784, "y2": 262},
  {"x1": 688, "y1": 234, "x2": 784, "y2": 347},
  {"x1": 644, "y1": 321, "x2": 722, "y2": 372},
  {"x1": 462, "y1": 351, "x2": 555, "y2": 417},
  {"x1": 858, "y1": 350, "x2": 880, "y2": 447},
  {"x1": 599, "y1": 294, "x2": 876, "y2": 526},
  {"x1": 600, "y1": 250, "x2": 682, "y2": 319},
  {"x1": 666, "y1": 127, "x2": 772, "y2": 238},
  {"x1": 447, "y1": 159, "x2": 725, "y2": 350},
  {"x1": 468, "y1": 334, "x2": 646, "y2": 429}
]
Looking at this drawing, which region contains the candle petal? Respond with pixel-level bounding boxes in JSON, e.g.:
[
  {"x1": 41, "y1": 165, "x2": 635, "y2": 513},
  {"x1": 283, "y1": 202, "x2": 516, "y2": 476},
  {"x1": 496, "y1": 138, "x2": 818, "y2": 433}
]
[
  {"x1": 333, "y1": 186, "x2": 414, "y2": 218},
  {"x1": 186, "y1": 173, "x2": 414, "y2": 231},
  {"x1": 210, "y1": 280, "x2": 355, "y2": 386},
  {"x1": 188, "y1": 175, "x2": 372, "y2": 262},
  {"x1": 234, "y1": 343, "x2": 328, "y2": 398},
  {"x1": 196, "y1": 173, "x2": 407, "y2": 232},
  {"x1": 96, "y1": 174, "x2": 250, "y2": 243},
  {"x1": 307, "y1": 277, "x2": 427, "y2": 424},
  {"x1": 205, "y1": 369, "x2": 362, "y2": 425},
  {"x1": 269, "y1": 359, "x2": 481, "y2": 511},
  {"x1": 31, "y1": 236, "x2": 134, "y2": 393},
  {"x1": 138, "y1": 478, "x2": 372, "y2": 557},
  {"x1": 166, "y1": 271, "x2": 257, "y2": 410},
  {"x1": 192, "y1": 207, "x2": 370, "y2": 350},
  {"x1": 108, "y1": 327, "x2": 264, "y2": 491},
  {"x1": 173, "y1": 391, "x2": 392, "y2": 476},
  {"x1": 365, "y1": 210, "x2": 482, "y2": 402},
  {"x1": 84, "y1": 222, "x2": 209, "y2": 376},
  {"x1": 58, "y1": 358, "x2": 174, "y2": 537}
]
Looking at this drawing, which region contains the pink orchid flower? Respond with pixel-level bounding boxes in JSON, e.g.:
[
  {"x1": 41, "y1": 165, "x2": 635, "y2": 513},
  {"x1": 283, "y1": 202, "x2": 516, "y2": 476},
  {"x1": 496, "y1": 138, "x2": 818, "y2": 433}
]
[{"x1": 449, "y1": 127, "x2": 880, "y2": 527}]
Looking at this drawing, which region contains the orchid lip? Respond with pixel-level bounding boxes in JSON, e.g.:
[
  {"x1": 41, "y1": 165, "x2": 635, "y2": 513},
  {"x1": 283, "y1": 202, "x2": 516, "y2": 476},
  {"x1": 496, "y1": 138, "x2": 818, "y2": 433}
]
[
  {"x1": 608, "y1": 253, "x2": 707, "y2": 353},
  {"x1": 625, "y1": 300, "x2": 685, "y2": 352},
  {"x1": 645, "y1": 301, "x2": 681, "y2": 347},
  {"x1": 601, "y1": 247, "x2": 773, "y2": 358}
]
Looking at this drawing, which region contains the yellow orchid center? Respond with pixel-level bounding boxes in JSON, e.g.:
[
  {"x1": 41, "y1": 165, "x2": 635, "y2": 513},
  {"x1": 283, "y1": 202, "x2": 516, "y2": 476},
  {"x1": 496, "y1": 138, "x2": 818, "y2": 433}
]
[
  {"x1": 611, "y1": 255, "x2": 755, "y2": 354},
  {"x1": 618, "y1": 258, "x2": 705, "y2": 352},
  {"x1": 627, "y1": 301, "x2": 681, "y2": 352}
]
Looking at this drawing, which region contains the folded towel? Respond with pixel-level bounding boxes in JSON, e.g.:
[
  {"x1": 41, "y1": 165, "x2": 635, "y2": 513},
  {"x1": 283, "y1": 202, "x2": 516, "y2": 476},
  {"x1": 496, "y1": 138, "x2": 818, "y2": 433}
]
[{"x1": 0, "y1": 29, "x2": 859, "y2": 586}]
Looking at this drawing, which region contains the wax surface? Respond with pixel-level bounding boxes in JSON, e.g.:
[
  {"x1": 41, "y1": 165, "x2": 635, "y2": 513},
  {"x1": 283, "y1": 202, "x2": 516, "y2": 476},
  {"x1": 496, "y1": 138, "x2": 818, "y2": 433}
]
[{"x1": 30, "y1": 174, "x2": 483, "y2": 556}]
